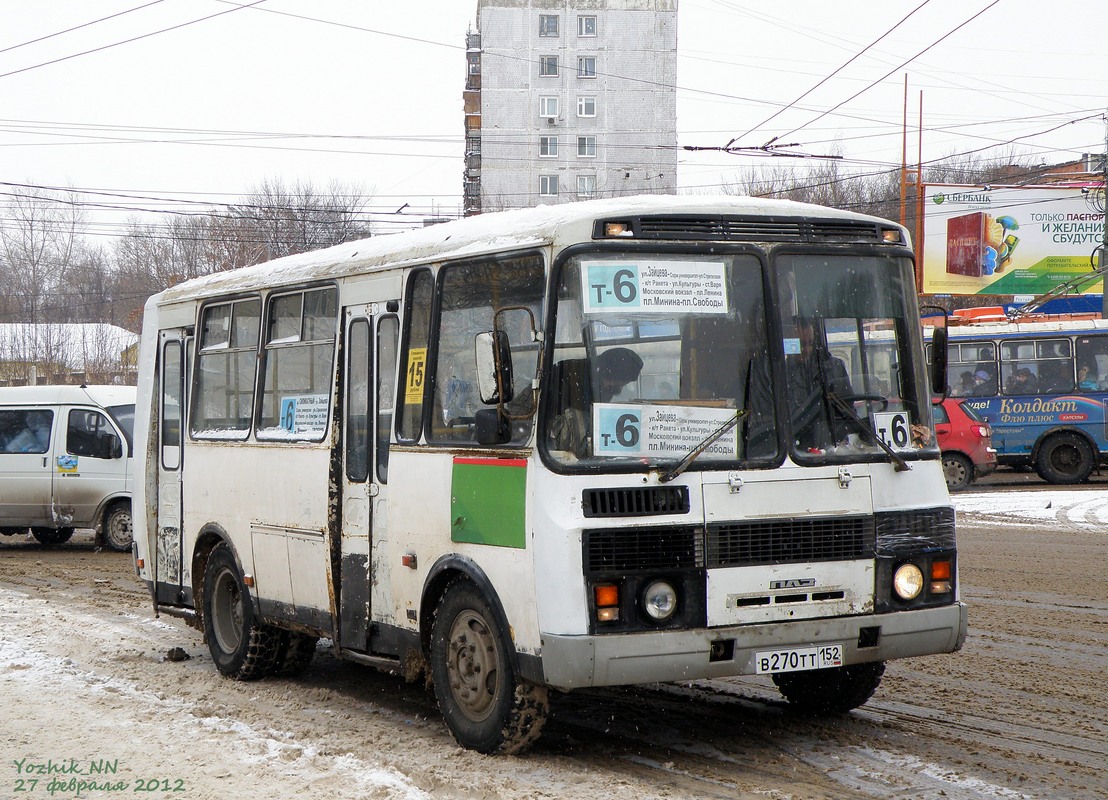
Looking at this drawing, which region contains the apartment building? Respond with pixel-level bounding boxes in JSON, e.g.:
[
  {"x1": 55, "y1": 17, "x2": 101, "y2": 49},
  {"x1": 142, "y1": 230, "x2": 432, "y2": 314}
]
[{"x1": 464, "y1": 0, "x2": 678, "y2": 215}]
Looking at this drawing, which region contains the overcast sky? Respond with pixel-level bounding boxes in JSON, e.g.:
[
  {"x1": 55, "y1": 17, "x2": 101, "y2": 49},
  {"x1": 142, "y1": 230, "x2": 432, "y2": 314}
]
[{"x1": 3, "y1": 0, "x2": 1106, "y2": 240}]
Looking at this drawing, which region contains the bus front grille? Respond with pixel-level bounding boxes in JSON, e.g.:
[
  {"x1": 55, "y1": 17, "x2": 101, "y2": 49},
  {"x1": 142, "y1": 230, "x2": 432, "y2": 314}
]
[
  {"x1": 582, "y1": 486, "x2": 690, "y2": 518},
  {"x1": 706, "y1": 516, "x2": 876, "y2": 568},
  {"x1": 611, "y1": 215, "x2": 885, "y2": 243},
  {"x1": 583, "y1": 526, "x2": 702, "y2": 574}
]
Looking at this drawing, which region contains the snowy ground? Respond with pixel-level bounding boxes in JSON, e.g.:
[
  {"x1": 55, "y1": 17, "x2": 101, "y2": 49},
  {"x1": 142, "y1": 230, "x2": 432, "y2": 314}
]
[{"x1": 2, "y1": 486, "x2": 1106, "y2": 799}]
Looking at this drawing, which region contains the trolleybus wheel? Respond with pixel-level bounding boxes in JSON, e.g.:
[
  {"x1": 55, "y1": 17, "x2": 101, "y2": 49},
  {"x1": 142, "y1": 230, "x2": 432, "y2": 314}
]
[
  {"x1": 772, "y1": 661, "x2": 885, "y2": 715},
  {"x1": 31, "y1": 527, "x2": 74, "y2": 545},
  {"x1": 942, "y1": 453, "x2": 973, "y2": 491},
  {"x1": 430, "y1": 579, "x2": 549, "y2": 754},
  {"x1": 103, "y1": 501, "x2": 133, "y2": 552},
  {"x1": 1034, "y1": 432, "x2": 1095, "y2": 484},
  {"x1": 203, "y1": 544, "x2": 280, "y2": 680}
]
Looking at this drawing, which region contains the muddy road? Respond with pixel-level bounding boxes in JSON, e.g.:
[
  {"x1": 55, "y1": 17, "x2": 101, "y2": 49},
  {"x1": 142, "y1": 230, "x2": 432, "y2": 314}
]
[{"x1": 2, "y1": 488, "x2": 1106, "y2": 799}]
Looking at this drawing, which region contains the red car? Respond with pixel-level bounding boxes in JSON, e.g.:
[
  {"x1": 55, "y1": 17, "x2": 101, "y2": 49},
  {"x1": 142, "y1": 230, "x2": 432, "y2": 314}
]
[{"x1": 935, "y1": 397, "x2": 996, "y2": 491}]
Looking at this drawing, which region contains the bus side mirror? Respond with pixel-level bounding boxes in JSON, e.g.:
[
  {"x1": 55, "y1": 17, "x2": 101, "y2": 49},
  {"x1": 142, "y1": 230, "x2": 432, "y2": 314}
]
[
  {"x1": 475, "y1": 330, "x2": 514, "y2": 405},
  {"x1": 930, "y1": 326, "x2": 949, "y2": 401}
]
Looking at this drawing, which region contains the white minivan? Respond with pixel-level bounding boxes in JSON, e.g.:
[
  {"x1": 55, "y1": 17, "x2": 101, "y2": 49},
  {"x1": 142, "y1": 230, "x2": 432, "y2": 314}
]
[{"x1": 0, "y1": 385, "x2": 135, "y2": 551}]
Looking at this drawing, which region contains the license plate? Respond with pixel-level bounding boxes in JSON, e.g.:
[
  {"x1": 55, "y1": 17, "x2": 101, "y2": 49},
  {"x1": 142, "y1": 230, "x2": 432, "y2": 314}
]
[{"x1": 754, "y1": 644, "x2": 843, "y2": 674}]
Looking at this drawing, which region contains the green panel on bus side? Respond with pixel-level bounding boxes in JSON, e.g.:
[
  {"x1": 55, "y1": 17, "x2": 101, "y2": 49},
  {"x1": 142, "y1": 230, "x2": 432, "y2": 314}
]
[{"x1": 450, "y1": 457, "x2": 527, "y2": 549}]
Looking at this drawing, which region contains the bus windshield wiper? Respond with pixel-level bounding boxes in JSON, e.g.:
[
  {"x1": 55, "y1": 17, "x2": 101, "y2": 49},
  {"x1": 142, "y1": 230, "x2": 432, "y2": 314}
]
[
  {"x1": 826, "y1": 392, "x2": 911, "y2": 472},
  {"x1": 658, "y1": 408, "x2": 748, "y2": 483}
]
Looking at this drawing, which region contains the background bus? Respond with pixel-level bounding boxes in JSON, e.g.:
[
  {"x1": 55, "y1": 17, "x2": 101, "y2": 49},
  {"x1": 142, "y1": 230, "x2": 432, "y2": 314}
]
[
  {"x1": 932, "y1": 316, "x2": 1108, "y2": 483},
  {"x1": 133, "y1": 195, "x2": 965, "y2": 754}
]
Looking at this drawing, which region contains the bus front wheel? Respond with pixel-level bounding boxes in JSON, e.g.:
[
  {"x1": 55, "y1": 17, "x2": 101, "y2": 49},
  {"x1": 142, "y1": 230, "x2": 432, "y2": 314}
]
[
  {"x1": 1035, "y1": 432, "x2": 1095, "y2": 484},
  {"x1": 430, "y1": 580, "x2": 549, "y2": 754},
  {"x1": 772, "y1": 661, "x2": 885, "y2": 714},
  {"x1": 203, "y1": 544, "x2": 280, "y2": 680}
]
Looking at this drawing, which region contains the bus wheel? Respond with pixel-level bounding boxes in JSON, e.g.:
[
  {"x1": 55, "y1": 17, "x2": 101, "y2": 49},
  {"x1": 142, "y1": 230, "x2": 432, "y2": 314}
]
[
  {"x1": 430, "y1": 580, "x2": 549, "y2": 754},
  {"x1": 273, "y1": 631, "x2": 319, "y2": 677},
  {"x1": 942, "y1": 453, "x2": 973, "y2": 491},
  {"x1": 203, "y1": 544, "x2": 280, "y2": 681},
  {"x1": 772, "y1": 662, "x2": 885, "y2": 714},
  {"x1": 1035, "y1": 433, "x2": 1095, "y2": 484},
  {"x1": 103, "y1": 502, "x2": 133, "y2": 552},
  {"x1": 31, "y1": 527, "x2": 74, "y2": 545}
]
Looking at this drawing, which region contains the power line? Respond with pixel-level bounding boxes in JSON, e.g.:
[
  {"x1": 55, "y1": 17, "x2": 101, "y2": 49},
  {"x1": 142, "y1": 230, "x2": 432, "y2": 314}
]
[{"x1": 0, "y1": 0, "x2": 167, "y2": 56}]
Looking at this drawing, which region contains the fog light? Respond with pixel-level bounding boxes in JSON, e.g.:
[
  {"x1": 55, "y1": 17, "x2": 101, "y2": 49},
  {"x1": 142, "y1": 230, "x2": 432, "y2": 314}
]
[
  {"x1": 597, "y1": 607, "x2": 620, "y2": 622},
  {"x1": 892, "y1": 563, "x2": 924, "y2": 601},
  {"x1": 642, "y1": 580, "x2": 678, "y2": 622}
]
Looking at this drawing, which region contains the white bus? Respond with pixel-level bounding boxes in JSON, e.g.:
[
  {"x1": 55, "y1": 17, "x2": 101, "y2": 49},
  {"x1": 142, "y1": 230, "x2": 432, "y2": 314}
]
[{"x1": 133, "y1": 195, "x2": 966, "y2": 754}]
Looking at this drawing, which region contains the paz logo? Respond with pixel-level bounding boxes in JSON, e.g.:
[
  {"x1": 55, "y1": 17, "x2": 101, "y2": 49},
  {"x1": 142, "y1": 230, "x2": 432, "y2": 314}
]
[{"x1": 933, "y1": 193, "x2": 945, "y2": 205}]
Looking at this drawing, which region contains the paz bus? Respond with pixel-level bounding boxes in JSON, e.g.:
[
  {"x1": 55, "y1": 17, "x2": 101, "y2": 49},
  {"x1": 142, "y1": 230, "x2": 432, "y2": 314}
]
[
  {"x1": 132, "y1": 195, "x2": 966, "y2": 754},
  {"x1": 935, "y1": 314, "x2": 1108, "y2": 483}
]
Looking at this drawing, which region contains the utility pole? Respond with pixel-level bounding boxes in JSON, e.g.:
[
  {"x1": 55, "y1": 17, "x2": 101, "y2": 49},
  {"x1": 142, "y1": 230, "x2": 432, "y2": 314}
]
[{"x1": 1101, "y1": 109, "x2": 1108, "y2": 318}]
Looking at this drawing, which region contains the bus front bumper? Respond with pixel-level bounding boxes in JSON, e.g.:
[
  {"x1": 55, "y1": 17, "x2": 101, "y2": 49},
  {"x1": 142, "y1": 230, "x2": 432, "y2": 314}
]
[{"x1": 538, "y1": 602, "x2": 967, "y2": 691}]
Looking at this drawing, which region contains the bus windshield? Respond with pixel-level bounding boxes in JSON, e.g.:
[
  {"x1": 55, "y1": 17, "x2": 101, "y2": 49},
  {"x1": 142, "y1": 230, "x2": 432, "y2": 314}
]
[
  {"x1": 543, "y1": 249, "x2": 935, "y2": 469},
  {"x1": 776, "y1": 253, "x2": 935, "y2": 462},
  {"x1": 545, "y1": 251, "x2": 776, "y2": 469}
]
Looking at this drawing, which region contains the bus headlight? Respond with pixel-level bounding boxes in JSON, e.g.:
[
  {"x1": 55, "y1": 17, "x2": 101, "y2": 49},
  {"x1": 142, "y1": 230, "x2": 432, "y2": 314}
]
[
  {"x1": 892, "y1": 563, "x2": 925, "y2": 601},
  {"x1": 642, "y1": 580, "x2": 678, "y2": 622}
]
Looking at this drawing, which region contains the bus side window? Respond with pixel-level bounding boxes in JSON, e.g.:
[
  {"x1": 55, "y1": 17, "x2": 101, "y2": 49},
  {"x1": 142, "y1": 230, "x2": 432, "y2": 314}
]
[
  {"x1": 377, "y1": 316, "x2": 399, "y2": 482},
  {"x1": 397, "y1": 270, "x2": 435, "y2": 444}
]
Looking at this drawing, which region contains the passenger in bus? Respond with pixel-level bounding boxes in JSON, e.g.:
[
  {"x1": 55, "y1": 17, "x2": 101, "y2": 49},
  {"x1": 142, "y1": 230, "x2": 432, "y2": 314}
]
[
  {"x1": 1004, "y1": 367, "x2": 1037, "y2": 395},
  {"x1": 1078, "y1": 364, "x2": 1098, "y2": 391},
  {"x1": 786, "y1": 317, "x2": 853, "y2": 450},
  {"x1": 970, "y1": 370, "x2": 996, "y2": 396},
  {"x1": 952, "y1": 371, "x2": 975, "y2": 397},
  {"x1": 595, "y1": 347, "x2": 644, "y2": 403}
]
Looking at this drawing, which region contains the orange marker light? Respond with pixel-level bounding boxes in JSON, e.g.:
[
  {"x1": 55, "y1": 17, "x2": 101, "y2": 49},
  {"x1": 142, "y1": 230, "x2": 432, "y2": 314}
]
[
  {"x1": 931, "y1": 560, "x2": 952, "y2": 581},
  {"x1": 594, "y1": 584, "x2": 619, "y2": 608}
]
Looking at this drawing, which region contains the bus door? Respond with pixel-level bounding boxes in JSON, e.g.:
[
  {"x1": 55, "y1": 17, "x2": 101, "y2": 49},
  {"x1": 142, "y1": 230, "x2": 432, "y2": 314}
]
[
  {"x1": 155, "y1": 330, "x2": 189, "y2": 605},
  {"x1": 339, "y1": 306, "x2": 398, "y2": 652}
]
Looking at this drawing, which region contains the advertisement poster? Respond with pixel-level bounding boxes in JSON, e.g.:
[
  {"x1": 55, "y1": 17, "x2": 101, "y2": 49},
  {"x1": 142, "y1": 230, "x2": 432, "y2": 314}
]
[{"x1": 921, "y1": 185, "x2": 1104, "y2": 295}]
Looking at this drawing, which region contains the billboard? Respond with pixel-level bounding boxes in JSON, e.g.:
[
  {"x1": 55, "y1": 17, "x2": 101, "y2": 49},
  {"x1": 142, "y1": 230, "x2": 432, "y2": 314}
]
[{"x1": 921, "y1": 185, "x2": 1104, "y2": 295}]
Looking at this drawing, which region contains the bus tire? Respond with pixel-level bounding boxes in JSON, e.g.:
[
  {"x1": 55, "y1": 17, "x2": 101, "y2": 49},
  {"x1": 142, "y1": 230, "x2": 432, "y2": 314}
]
[
  {"x1": 1034, "y1": 432, "x2": 1095, "y2": 484},
  {"x1": 942, "y1": 453, "x2": 973, "y2": 491},
  {"x1": 430, "y1": 579, "x2": 549, "y2": 754},
  {"x1": 273, "y1": 631, "x2": 318, "y2": 677},
  {"x1": 203, "y1": 544, "x2": 280, "y2": 681},
  {"x1": 31, "y1": 527, "x2": 74, "y2": 545},
  {"x1": 772, "y1": 661, "x2": 885, "y2": 715},
  {"x1": 103, "y1": 501, "x2": 133, "y2": 552}
]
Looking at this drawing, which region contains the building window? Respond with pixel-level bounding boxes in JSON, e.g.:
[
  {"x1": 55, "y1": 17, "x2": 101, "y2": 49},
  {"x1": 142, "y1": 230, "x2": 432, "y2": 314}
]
[
  {"x1": 578, "y1": 15, "x2": 597, "y2": 37},
  {"x1": 539, "y1": 96, "x2": 559, "y2": 118},
  {"x1": 540, "y1": 56, "x2": 559, "y2": 77},
  {"x1": 577, "y1": 96, "x2": 596, "y2": 117},
  {"x1": 577, "y1": 175, "x2": 596, "y2": 197},
  {"x1": 539, "y1": 14, "x2": 559, "y2": 37},
  {"x1": 577, "y1": 56, "x2": 596, "y2": 78},
  {"x1": 539, "y1": 136, "x2": 559, "y2": 157},
  {"x1": 577, "y1": 136, "x2": 596, "y2": 158},
  {"x1": 539, "y1": 175, "x2": 559, "y2": 197}
]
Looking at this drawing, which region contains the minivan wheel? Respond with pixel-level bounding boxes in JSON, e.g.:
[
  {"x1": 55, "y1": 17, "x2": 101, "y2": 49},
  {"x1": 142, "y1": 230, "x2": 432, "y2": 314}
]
[
  {"x1": 31, "y1": 527, "x2": 74, "y2": 545},
  {"x1": 103, "y1": 502, "x2": 133, "y2": 552}
]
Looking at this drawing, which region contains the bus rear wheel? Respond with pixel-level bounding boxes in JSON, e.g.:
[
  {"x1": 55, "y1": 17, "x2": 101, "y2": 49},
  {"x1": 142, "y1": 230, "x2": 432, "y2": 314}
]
[
  {"x1": 430, "y1": 580, "x2": 549, "y2": 754},
  {"x1": 772, "y1": 662, "x2": 885, "y2": 714},
  {"x1": 203, "y1": 544, "x2": 280, "y2": 680},
  {"x1": 1035, "y1": 432, "x2": 1095, "y2": 484}
]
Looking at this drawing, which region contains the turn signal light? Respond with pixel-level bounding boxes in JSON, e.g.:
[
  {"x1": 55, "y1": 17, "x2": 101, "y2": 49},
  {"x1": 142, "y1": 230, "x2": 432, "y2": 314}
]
[
  {"x1": 594, "y1": 583, "x2": 620, "y2": 622},
  {"x1": 604, "y1": 222, "x2": 634, "y2": 237},
  {"x1": 930, "y1": 559, "x2": 953, "y2": 594}
]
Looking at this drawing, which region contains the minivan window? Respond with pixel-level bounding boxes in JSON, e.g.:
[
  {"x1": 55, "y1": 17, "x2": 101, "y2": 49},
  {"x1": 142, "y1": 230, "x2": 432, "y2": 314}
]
[{"x1": 0, "y1": 409, "x2": 54, "y2": 454}]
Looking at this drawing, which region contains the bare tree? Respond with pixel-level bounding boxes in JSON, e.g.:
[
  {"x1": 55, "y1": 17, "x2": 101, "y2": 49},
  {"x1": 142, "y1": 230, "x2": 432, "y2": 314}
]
[
  {"x1": 0, "y1": 185, "x2": 87, "y2": 326},
  {"x1": 227, "y1": 178, "x2": 374, "y2": 262}
]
